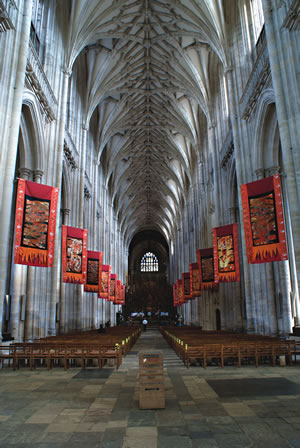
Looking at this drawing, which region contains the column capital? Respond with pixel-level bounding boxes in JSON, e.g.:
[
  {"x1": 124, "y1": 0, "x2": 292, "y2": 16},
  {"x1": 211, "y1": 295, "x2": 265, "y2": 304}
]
[
  {"x1": 266, "y1": 166, "x2": 280, "y2": 176},
  {"x1": 18, "y1": 167, "x2": 32, "y2": 179},
  {"x1": 255, "y1": 168, "x2": 265, "y2": 179},
  {"x1": 34, "y1": 169, "x2": 43, "y2": 182},
  {"x1": 82, "y1": 123, "x2": 89, "y2": 132},
  {"x1": 62, "y1": 66, "x2": 72, "y2": 77},
  {"x1": 208, "y1": 120, "x2": 216, "y2": 130},
  {"x1": 229, "y1": 206, "x2": 238, "y2": 220},
  {"x1": 224, "y1": 66, "x2": 233, "y2": 76}
]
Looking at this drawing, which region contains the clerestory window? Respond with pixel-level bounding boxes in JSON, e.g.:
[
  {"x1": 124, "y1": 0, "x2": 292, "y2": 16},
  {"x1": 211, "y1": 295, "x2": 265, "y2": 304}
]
[{"x1": 141, "y1": 252, "x2": 158, "y2": 272}]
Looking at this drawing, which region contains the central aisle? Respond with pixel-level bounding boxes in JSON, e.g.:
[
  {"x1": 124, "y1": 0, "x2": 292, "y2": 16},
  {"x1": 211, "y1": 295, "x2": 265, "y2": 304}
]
[{"x1": 120, "y1": 328, "x2": 183, "y2": 370}]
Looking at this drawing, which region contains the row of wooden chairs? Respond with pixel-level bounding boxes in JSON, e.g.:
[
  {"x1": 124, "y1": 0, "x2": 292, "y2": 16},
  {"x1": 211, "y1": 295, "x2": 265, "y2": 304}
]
[
  {"x1": 161, "y1": 327, "x2": 296, "y2": 368},
  {"x1": 0, "y1": 327, "x2": 141, "y2": 370}
]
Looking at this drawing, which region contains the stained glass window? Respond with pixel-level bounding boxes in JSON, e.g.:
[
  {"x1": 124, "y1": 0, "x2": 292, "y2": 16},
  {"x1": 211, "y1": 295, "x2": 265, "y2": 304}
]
[{"x1": 141, "y1": 252, "x2": 158, "y2": 272}]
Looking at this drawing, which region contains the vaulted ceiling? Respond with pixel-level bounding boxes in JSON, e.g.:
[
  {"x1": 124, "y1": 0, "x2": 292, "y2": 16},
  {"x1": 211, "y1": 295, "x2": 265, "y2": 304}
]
[{"x1": 62, "y1": 0, "x2": 232, "y2": 245}]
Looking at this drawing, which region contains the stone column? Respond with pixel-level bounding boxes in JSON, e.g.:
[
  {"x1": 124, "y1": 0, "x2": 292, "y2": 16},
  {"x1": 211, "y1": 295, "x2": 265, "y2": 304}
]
[
  {"x1": 0, "y1": 0, "x2": 33, "y2": 341},
  {"x1": 208, "y1": 122, "x2": 221, "y2": 227},
  {"x1": 10, "y1": 168, "x2": 31, "y2": 342},
  {"x1": 25, "y1": 169, "x2": 43, "y2": 341},
  {"x1": 225, "y1": 67, "x2": 254, "y2": 333},
  {"x1": 48, "y1": 67, "x2": 71, "y2": 336},
  {"x1": 262, "y1": 0, "x2": 300, "y2": 322},
  {"x1": 93, "y1": 162, "x2": 99, "y2": 329},
  {"x1": 268, "y1": 166, "x2": 293, "y2": 334},
  {"x1": 76, "y1": 124, "x2": 88, "y2": 330},
  {"x1": 59, "y1": 208, "x2": 70, "y2": 334}
]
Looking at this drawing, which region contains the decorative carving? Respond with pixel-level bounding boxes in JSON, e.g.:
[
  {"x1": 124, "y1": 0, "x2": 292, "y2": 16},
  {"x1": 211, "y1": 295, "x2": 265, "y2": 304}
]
[
  {"x1": 282, "y1": 0, "x2": 300, "y2": 30},
  {"x1": 255, "y1": 168, "x2": 265, "y2": 180},
  {"x1": 220, "y1": 124, "x2": 234, "y2": 169},
  {"x1": 240, "y1": 27, "x2": 271, "y2": 121},
  {"x1": 208, "y1": 202, "x2": 215, "y2": 214},
  {"x1": 63, "y1": 128, "x2": 79, "y2": 170},
  {"x1": 84, "y1": 185, "x2": 91, "y2": 200},
  {"x1": 0, "y1": 0, "x2": 16, "y2": 32},
  {"x1": 63, "y1": 141, "x2": 78, "y2": 170}
]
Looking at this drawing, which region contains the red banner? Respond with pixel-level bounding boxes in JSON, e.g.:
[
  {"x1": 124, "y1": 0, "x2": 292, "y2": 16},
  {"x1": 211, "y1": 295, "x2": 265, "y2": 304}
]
[
  {"x1": 62, "y1": 225, "x2": 88, "y2": 284},
  {"x1": 14, "y1": 179, "x2": 59, "y2": 267},
  {"x1": 121, "y1": 285, "x2": 125, "y2": 305},
  {"x1": 173, "y1": 283, "x2": 178, "y2": 306},
  {"x1": 197, "y1": 248, "x2": 218, "y2": 290},
  {"x1": 240, "y1": 175, "x2": 288, "y2": 263},
  {"x1": 177, "y1": 279, "x2": 185, "y2": 305},
  {"x1": 182, "y1": 272, "x2": 192, "y2": 300},
  {"x1": 99, "y1": 264, "x2": 111, "y2": 300},
  {"x1": 109, "y1": 273, "x2": 117, "y2": 302},
  {"x1": 84, "y1": 251, "x2": 103, "y2": 293},
  {"x1": 213, "y1": 223, "x2": 240, "y2": 282},
  {"x1": 115, "y1": 280, "x2": 122, "y2": 304},
  {"x1": 189, "y1": 263, "x2": 201, "y2": 297}
]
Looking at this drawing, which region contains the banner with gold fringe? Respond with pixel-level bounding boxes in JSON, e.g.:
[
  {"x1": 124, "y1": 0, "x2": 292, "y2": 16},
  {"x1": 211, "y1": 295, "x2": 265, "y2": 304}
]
[
  {"x1": 121, "y1": 285, "x2": 125, "y2": 305},
  {"x1": 177, "y1": 279, "x2": 186, "y2": 304},
  {"x1": 189, "y1": 263, "x2": 201, "y2": 297},
  {"x1": 14, "y1": 178, "x2": 59, "y2": 267},
  {"x1": 84, "y1": 251, "x2": 103, "y2": 293},
  {"x1": 240, "y1": 175, "x2": 288, "y2": 263},
  {"x1": 182, "y1": 272, "x2": 192, "y2": 301},
  {"x1": 62, "y1": 225, "x2": 88, "y2": 284},
  {"x1": 173, "y1": 283, "x2": 178, "y2": 306},
  {"x1": 99, "y1": 264, "x2": 111, "y2": 300},
  {"x1": 212, "y1": 223, "x2": 240, "y2": 282},
  {"x1": 197, "y1": 248, "x2": 218, "y2": 290},
  {"x1": 115, "y1": 280, "x2": 122, "y2": 304},
  {"x1": 109, "y1": 274, "x2": 117, "y2": 302}
]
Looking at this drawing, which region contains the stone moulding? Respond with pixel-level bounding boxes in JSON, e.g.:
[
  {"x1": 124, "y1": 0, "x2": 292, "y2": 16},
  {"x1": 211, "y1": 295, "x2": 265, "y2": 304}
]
[
  {"x1": 84, "y1": 185, "x2": 91, "y2": 200},
  {"x1": 282, "y1": 0, "x2": 300, "y2": 31},
  {"x1": 63, "y1": 128, "x2": 79, "y2": 170},
  {"x1": 239, "y1": 27, "x2": 271, "y2": 121},
  {"x1": 220, "y1": 126, "x2": 234, "y2": 169},
  {"x1": 26, "y1": 40, "x2": 58, "y2": 122},
  {"x1": 0, "y1": 0, "x2": 16, "y2": 32}
]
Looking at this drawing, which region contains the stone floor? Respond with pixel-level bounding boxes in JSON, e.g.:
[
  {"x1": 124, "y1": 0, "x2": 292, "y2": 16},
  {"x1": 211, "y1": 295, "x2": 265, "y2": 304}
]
[{"x1": 0, "y1": 329, "x2": 300, "y2": 447}]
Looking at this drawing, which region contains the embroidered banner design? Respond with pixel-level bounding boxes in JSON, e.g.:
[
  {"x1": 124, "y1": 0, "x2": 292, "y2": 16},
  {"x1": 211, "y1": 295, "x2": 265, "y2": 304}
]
[
  {"x1": 115, "y1": 280, "x2": 122, "y2": 304},
  {"x1": 14, "y1": 179, "x2": 59, "y2": 267},
  {"x1": 182, "y1": 272, "x2": 192, "y2": 301},
  {"x1": 99, "y1": 264, "x2": 111, "y2": 300},
  {"x1": 240, "y1": 175, "x2": 288, "y2": 263},
  {"x1": 84, "y1": 251, "x2": 103, "y2": 293},
  {"x1": 109, "y1": 274, "x2": 117, "y2": 302},
  {"x1": 197, "y1": 248, "x2": 218, "y2": 290},
  {"x1": 177, "y1": 279, "x2": 186, "y2": 304},
  {"x1": 173, "y1": 283, "x2": 177, "y2": 306},
  {"x1": 212, "y1": 223, "x2": 240, "y2": 282},
  {"x1": 62, "y1": 225, "x2": 88, "y2": 284},
  {"x1": 189, "y1": 263, "x2": 201, "y2": 297},
  {"x1": 121, "y1": 285, "x2": 125, "y2": 305}
]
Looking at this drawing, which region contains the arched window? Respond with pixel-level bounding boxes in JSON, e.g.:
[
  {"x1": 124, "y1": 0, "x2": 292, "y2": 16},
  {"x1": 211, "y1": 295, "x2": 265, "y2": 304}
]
[{"x1": 141, "y1": 252, "x2": 158, "y2": 272}]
